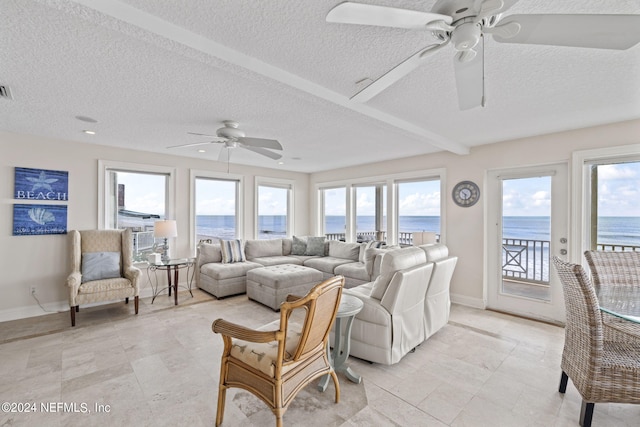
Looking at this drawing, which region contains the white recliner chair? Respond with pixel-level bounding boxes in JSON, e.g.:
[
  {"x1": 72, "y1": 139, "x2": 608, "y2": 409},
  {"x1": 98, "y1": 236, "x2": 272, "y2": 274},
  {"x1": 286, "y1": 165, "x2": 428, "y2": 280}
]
[
  {"x1": 420, "y1": 243, "x2": 458, "y2": 338},
  {"x1": 342, "y1": 247, "x2": 434, "y2": 365}
]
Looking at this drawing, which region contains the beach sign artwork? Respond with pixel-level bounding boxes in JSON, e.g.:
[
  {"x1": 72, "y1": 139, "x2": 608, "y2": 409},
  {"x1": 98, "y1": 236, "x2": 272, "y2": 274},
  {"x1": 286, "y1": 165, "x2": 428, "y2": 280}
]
[
  {"x1": 14, "y1": 167, "x2": 68, "y2": 201},
  {"x1": 13, "y1": 204, "x2": 68, "y2": 236}
]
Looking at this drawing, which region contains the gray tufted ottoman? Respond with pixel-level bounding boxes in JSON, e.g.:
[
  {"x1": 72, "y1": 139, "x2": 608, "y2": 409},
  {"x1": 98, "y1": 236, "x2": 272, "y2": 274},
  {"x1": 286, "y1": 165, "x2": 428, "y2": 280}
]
[{"x1": 246, "y1": 264, "x2": 324, "y2": 310}]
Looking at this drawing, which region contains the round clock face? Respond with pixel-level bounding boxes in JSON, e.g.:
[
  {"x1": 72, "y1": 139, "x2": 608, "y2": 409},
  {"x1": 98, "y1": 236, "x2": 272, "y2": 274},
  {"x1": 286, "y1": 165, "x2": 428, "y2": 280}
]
[{"x1": 452, "y1": 181, "x2": 480, "y2": 207}]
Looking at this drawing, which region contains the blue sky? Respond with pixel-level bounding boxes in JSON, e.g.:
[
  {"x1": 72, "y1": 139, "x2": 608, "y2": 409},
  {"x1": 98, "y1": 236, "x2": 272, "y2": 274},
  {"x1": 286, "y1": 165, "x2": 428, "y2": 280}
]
[{"x1": 119, "y1": 162, "x2": 640, "y2": 217}]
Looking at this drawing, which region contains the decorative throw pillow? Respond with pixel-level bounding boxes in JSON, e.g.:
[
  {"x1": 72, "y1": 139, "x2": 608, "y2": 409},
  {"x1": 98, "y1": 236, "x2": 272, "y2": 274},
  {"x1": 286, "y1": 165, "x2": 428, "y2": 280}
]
[
  {"x1": 219, "y1": 239, "x2": 246, "y2": 263},
  {"x1": 291, "y1": 236, "x2": 307, "y2": 255},
  {"x1": 305, "y1": 236, "x2": 326, "y2": 256},
  {"x1": 81, "y1": 252, "x2": 121, "y2": 283},
  {"x1": 198, "y1": 242, "x2": 222, "y2": 264}
]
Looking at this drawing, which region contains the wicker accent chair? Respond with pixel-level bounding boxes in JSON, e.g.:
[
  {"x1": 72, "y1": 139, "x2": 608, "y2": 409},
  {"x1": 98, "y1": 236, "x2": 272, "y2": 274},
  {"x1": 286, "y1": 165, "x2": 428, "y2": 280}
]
[
  {"x1": 584, "y1": 250, "x2": 640, "y2": 340},
  {"x1": 66, "y1": 229, "x2": 140, "y2": 326},
  {"x1": 212, "y1": 276, "x2": 344, "y2": 427},
  {"x1": 552, "y1": 257, "x2": 640, "y2": 427}
]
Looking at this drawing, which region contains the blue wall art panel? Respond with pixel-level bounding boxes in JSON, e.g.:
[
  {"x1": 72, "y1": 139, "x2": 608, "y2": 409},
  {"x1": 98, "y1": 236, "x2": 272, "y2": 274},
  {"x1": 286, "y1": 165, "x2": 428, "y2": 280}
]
[
  {"x1": 14, "y1": 167, "x2": 69, "y2": 201},
  {"x1": 13, "y1": 204, "x2": 68, "y2": 236}
]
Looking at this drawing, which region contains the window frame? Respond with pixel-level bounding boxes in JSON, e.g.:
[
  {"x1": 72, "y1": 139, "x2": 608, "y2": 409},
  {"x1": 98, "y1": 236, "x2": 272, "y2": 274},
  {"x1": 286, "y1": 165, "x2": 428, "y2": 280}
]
[
  {"x1": 315, "y1": 168, "x2": 446, "y2": 245},
  {"x1": 255, "y1": 176, "x2": 295, "y2": 239},
  {"x1": 189, "y1": 169, "x2": 244, "y2": 253}
]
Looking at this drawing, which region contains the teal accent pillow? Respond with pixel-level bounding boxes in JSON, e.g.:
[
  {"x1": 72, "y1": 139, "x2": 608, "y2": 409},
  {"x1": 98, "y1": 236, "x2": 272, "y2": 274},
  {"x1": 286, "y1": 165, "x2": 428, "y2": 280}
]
[
  {"x1": 305, "y1": 236, "x2": 326, "y2": 256},
  {"x1": 81, "y1": 252, "x2": 121, "y2": 283},
  {"x1": 292, "y1": 236, "x2": 307, "y2": 255}
]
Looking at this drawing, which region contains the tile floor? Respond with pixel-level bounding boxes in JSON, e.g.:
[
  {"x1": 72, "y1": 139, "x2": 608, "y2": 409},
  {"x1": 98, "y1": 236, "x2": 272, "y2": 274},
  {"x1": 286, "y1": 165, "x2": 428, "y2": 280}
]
[{"x1": 1, "y1": 290, "x2": 638, "y2": 426}]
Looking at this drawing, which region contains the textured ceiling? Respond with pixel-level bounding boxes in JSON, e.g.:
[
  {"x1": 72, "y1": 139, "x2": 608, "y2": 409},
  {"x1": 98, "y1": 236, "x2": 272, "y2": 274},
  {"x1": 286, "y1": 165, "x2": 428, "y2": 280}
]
[{"x1": 1, "y1": 0, "x2": 639, "y2": 172}]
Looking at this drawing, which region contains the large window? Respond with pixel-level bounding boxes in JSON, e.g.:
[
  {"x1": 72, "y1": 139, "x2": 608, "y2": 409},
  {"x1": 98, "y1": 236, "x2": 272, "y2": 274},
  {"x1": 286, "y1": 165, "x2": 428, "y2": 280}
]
[
  {"x1": 323, "y1": 187, "x2": 346, "y2": 241},
  {"x1": 256, "y1": 180, "x2": 293, "y2": 239},
  {"x1": 396, "y1": 179, "x2": 441, "y2": 245},
  {"x1": 195, "y1": 176, "x2": 240, "y2": 242},
  {"x1": 355, "y1": 184, "x2": 386, "y2": 242},
  {"x1": 587, "y1": 160, "x2": 640, "y2": 251},
  {"x1": 100, "y1": 161, "x2": 174, "y2": 261}
]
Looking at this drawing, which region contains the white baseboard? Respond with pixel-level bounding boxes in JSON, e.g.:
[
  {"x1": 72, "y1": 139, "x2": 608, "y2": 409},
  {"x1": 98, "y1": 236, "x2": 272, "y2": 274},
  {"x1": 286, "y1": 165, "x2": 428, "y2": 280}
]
[
  {"x1": 0, "y1": 285, "x2": 160, "y2": 323},
  {"x1": 451, "y1": 293, "x2": 486, "y2": 309}
]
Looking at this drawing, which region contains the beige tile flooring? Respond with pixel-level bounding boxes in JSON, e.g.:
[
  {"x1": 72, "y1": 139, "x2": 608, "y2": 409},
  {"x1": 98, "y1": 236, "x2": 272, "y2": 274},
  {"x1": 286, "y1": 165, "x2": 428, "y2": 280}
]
[{"x1": 1, "y1": 290, "x2": 638, "y2": 426}]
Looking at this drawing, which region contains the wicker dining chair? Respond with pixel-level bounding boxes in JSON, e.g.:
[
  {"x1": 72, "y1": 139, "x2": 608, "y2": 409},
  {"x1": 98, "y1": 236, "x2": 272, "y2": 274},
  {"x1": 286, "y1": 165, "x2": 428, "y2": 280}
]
[
  {"x1": 212, "y1": 276, "x2": 344, "y2": 427},
  {"x1": 584, "y1": 250, "x2": 640, "y2": 340},
  {"x1": 552, "y1": 257, "x2": 640, "y2": 427}
]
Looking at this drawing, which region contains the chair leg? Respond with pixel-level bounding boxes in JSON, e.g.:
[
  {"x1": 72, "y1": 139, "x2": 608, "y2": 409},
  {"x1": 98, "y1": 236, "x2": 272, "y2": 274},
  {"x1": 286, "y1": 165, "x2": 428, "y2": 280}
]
[
  {"x1": 559, "y1": 371, "x2": 568, "y2": 393},
  {"x1": 579, "y1": 400, "x2": 594, "y2": 427},
  {"x1": 70, "y1": 307, "x2": 76, "y2": 327},
  {"x1": 125, "y1": 297, "x2": 129, "y2": 304},
  {"x1": 215, "y1": 385, "x2": 227, "y2": 426},
  {"x1": 134, "y1": 296, "x2": 139, "y2": 314},
  {"x1": 76, "y1": 306, "x2": 79, "y2": 312},
  {"x1": 330, "y1": 370, "x2": 340, "y2": 403}
]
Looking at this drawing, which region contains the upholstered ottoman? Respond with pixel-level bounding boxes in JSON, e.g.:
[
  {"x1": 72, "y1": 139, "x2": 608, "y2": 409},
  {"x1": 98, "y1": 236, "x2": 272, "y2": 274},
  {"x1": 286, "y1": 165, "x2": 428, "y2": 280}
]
[{"x1": 246, "y1": 264, "x2": 324, "y2": 310}]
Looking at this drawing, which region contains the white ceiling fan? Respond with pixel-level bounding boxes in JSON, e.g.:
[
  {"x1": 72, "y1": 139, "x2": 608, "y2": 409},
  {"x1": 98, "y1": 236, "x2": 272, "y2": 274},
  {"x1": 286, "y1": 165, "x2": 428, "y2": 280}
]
[
  {"x1": 168, "y1": 120, "x2": 283, "y2": 161},
  {"x1": 326, "y1": 0, "x2": 640, "y2": 110}
]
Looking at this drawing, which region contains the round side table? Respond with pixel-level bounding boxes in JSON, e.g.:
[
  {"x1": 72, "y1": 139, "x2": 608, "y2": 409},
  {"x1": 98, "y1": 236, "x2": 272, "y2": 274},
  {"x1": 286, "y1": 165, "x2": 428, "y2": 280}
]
[{"x1": 318, "y1": 293, "x2": 364, "y2": 392}]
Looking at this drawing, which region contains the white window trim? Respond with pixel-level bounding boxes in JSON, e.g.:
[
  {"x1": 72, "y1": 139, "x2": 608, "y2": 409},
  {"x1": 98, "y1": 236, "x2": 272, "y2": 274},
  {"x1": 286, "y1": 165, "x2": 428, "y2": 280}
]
[
  {"x1": 255, "y1": 176, "x2": 295, "y2": 239},
  {"x1": 314, "y1": 168, "x2": 446, "y2": 245},
  {"x1": 570, "y1": 143, "x2": 640, "y2": 262},
  {"x1": 189, "y1": 169, "x2": 244, "y2": 253},
  {"x1": 98, "y1": 160, "x2": 176, "y2": 229}
]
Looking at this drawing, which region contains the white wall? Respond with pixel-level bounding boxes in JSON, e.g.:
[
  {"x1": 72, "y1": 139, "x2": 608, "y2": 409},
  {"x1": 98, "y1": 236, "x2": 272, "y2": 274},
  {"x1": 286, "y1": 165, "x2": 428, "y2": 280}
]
[
  {"x1": 310, "y1": 119, "x2": 640, "y2": 308},
  {"x1": 0, "y1": 131, "x2": 309, "y2": 321}
]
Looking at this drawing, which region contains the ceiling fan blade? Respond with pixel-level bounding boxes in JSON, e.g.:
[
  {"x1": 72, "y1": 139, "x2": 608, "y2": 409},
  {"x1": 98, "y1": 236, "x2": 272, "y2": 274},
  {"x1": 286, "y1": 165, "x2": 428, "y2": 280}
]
[
  {"x1": 237, "y1": 137, "x2": 283, "y2": 150},
  {"x1": 492, "y1": 14, "x2": 640, "y2": 50},
  {"x1": 167, "y1": 141, "x2": 213, "y2": 149},
  {"x1": 351, "y1": 41, "x2": 450, "y2": 103},
  {"x1": 454, "y1": 38, "x2": 485, "y2": 110},
  {"x1": 241, "y1": 145, "x2": 282, "y2": 160},
  {"x1": 326, "y1": 2, "x2": 452, "y2": 30},
  {"x1": 187, "y1": 131, "x2": 219, "y2": 137}
]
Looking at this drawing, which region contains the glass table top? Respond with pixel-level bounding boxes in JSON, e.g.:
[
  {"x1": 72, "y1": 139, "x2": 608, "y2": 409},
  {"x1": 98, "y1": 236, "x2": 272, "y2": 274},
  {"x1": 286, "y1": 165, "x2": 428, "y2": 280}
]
[
  {"x1": 149, "y1": 258, "x2": 194, "y2": 267},
  {"x1": 597, "y1": 286, "x2": 640, "y2": 325}
]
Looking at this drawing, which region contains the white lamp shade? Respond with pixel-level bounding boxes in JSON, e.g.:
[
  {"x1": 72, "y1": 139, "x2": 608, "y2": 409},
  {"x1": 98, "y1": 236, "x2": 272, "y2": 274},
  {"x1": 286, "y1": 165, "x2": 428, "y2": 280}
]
[
  {"x1": 413, "y1": 231, "x2": 437, "y2": 245},
  {"x1": 154, "y1": 220, "x2": 178, "y2": 238}
]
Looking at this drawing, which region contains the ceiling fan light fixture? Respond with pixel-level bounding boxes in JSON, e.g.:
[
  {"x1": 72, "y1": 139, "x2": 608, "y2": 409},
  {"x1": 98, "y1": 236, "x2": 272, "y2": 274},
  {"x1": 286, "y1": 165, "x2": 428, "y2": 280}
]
[{"x1": 452, "y1": 22, "x2": 481, "y2": 50}]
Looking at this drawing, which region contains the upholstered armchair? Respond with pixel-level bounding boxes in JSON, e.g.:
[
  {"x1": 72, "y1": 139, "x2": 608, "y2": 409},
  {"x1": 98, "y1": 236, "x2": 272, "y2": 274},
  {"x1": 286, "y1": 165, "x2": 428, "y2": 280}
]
[
  {"x1": 212, "y1": 276, "x2": 344, "y2": 427},
  {"x1": 66, "y1": 229, "x2": 140, "y2": 326}
]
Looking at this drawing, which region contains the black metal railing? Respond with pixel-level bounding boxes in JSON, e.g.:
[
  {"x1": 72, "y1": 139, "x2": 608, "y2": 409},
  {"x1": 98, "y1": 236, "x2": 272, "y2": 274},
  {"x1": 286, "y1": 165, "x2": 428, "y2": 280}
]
[
  {"x1": 325, "y1": 231, "x2": 443, "y2": 246},
  {"x1": 595, "y1": 243, "x2": 640, "y2": 252},
  {"x1": 502, "y1": 238, "x2": 550, "y2": 284}
]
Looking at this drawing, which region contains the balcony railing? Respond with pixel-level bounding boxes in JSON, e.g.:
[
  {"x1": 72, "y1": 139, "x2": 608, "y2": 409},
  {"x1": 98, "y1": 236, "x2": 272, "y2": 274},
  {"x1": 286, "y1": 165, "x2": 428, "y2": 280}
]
[
  {"x1": 324, "y1": 231, "x2": 441, "y2": 246},
  {"x1": 502, "y1": 239, "x2": 550, "y2": 284}
]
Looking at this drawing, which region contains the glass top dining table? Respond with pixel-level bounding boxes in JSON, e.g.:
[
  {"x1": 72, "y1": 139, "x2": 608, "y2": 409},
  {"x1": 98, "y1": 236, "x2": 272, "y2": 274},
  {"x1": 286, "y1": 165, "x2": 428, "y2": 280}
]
[{"x1": 597, "y1": 286, "x2": 640, "y2": 325}]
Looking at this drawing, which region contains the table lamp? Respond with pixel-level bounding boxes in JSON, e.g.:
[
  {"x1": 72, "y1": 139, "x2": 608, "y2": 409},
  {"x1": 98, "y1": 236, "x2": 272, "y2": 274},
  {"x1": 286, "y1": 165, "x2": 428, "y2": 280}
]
[
  {"x1": 413, "y1": 231, "x2": 437, "y2": 246},
  {"x1": 154, "y1": 220, "x2": 177, "y2": 263}
]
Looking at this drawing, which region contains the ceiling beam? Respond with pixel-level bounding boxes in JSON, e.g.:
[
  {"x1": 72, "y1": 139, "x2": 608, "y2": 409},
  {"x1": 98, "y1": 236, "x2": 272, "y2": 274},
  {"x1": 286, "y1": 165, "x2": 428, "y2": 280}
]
[{"x1": 72, "y1": 0, "x2": 469, "y2": 155}]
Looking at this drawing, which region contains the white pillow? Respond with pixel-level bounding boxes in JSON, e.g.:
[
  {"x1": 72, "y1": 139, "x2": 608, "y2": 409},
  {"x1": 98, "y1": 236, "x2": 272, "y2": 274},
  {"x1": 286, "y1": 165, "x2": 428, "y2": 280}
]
[{"x1": 81, "y1": 252, "x2": 121, "y2": 283}]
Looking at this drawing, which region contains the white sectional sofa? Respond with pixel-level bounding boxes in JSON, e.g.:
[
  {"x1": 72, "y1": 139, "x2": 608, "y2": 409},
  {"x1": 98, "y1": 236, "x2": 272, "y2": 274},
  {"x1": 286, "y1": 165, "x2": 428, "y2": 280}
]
[{"x1": 195, "y1": 237, "x2": 389, "y2": 298}]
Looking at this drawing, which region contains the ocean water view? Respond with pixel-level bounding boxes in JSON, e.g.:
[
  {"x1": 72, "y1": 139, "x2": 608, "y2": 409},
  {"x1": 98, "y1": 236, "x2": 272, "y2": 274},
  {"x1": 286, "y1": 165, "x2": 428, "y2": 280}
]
[{"x1": 196, "y1": 215, "x2": 640, "y2": 246}]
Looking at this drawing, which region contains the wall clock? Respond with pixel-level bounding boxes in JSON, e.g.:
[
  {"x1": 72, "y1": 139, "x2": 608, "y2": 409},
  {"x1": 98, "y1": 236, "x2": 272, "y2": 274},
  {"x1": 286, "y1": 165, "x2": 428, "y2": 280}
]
[{"x1": 452, "y1": 180, "x2": 480, "y2": 207}]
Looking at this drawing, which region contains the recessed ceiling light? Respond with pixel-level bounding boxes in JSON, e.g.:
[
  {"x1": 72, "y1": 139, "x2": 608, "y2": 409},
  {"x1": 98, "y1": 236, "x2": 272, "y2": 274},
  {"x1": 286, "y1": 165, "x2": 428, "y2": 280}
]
[
  {"x1": 198, "y1": 149, "x2": 206, "y2": 153},
  {"x1": 278, "y1": 161, "x2": 284, "y2": 165},
  {"x1": 83, "y1": 130, "x2": 96, "y2": 135},
  {"x1": 75, "y1": 115, "x2": 98, "y2": 123}
]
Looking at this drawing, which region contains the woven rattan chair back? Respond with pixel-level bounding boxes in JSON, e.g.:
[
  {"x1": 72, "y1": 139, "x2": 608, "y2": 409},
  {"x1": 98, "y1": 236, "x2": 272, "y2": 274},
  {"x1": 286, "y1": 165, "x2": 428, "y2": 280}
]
[{"x1": 584, "y1": 250, "x2": 640, "y2": 291}]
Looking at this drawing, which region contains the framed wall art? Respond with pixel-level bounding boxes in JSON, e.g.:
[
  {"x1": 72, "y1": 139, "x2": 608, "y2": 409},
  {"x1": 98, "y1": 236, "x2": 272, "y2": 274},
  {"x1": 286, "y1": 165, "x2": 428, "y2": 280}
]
[
  {"x1": 13, "y1": 204, "x2": 68, "y2": 236},
  {"x1": 14, "y1": 167, "x2": 69, "y2": 201}
]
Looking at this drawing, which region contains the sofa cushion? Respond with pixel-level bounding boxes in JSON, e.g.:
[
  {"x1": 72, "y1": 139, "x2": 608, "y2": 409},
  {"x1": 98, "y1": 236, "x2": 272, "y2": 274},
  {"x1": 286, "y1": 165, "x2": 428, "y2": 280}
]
[
  {"x1": 282, "y1": 238, "x2": 293, "y2": 255},
  {"x1": 292, "y1": 236, "x2": 307, "y2": 255},
  {"x1": 334, "y1": 262, "x2": 370, "y2": 282},
  {"x1": 305, "y1": 236, "x2": 326, "y2": 256},
  {"x1": 220, "y1": 239, "x2": 247, "y2": 263},
  {"x1": 329, "y1": 240, "x2": 360, "y2": 261},
  {"x1": 370, "y1": 247, "x2": 427, "y2": 300},
  {"x1": 304, "y1": 256, "x2": 355, "y2": 275},
  {"x1": 420, "y1": 243, "x2": 449, "y2": 262},
  {"x1": 364, "y1": 247, "x2": 391, "y2": 276},
  {"x1": 245, "y1": 238, "x2": 283, "y2": 259},
  {"x1": 358, "y1": 240, "x2": 385, "y2": 262},
  {"x1": 199, "y1": 242, "x2": 222, "y2": 264},
  {"x1": 200, "y1": 261, "x2": 262, "y2": 280}
]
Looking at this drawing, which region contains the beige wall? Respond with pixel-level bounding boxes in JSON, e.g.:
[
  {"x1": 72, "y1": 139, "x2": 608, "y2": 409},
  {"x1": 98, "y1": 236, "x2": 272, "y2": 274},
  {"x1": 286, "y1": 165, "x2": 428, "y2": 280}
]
[
  {"x1": 310, "y1": 119, "x2": 640, "y2": 307},
  {"x1": 0, "y1": 131, "x2": 309, "y2": 320},
  {"x1": 2, "y1": 119, "x2": 639, "y2": 320}
]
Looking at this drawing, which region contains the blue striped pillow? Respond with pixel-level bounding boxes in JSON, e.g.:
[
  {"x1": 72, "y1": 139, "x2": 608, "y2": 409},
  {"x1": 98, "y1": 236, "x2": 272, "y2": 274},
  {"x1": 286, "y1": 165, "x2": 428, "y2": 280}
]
[{"x1": 219, "y1": 239, "x2": 246, "y2": 263}]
